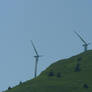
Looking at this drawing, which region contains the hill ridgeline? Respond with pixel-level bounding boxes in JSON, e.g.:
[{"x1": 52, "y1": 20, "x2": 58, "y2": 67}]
[{"x1": 5, "y1": 50, "x2": 92, "y2": 92}]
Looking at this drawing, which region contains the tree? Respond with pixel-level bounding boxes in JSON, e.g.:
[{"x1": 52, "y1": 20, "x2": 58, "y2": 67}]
[
  {"x1": 75, "y1": 57, "x2": 82, "y2": 72},
  {"x1": 56, "y1": 72, "x2": 61, "y2": 78},
  {"x1": 8, "y1": 86, "x2": 12, "y2": 90},
  {"x1": 48, "y1": 70, "x2": 54, "y2": 77},
  {"x1": 19, "y1": 81, "x2": 23, "y2": 85},
  {"x1": 83, "y1": 84, "x2": 88, "y2": 89},
  {"x1": 77, "y1": 57, "x2": 82, "y2": 62},
  {"x1": 75, "y1": 63, "x2": 81, "y2": 72}
]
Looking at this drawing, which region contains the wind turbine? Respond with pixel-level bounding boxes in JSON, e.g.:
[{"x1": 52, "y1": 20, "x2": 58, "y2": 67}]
[
  {"x1": 74, "y1": 31, "x2": 90, "y2": 52},
  {"x1": 31, "y1": 40, "x2": 41, "y2": 78}
]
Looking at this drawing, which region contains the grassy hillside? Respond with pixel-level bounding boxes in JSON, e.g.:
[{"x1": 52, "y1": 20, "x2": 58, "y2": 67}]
[{"x1": 5, "y1": 50, "x2": 92, "y2": 92}]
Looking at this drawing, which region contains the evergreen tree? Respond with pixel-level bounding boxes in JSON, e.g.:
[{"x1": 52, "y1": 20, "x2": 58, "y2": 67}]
[
  {"x1": 83, "y1": 84, "x2": 88, "y2": 89},
  {"x1": 48, "y1": 70, "x2": 54, "y2": 77},
  {"x1": 56, "y1": 72, "x2": 61, "y2": 78},
  {"x1": 8, "y1": 86, "x2": 12, "y2": 90}
]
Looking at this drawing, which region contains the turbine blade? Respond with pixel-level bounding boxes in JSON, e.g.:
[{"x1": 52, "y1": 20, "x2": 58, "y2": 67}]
[
  {"x1": 74, "y1": 31, "x2": 87, "y2": 44},
  {"x1": 39, "y1": 55, "x2": 44, "y2": 57},
  {"x1": 31, "y1": 40, "x2": 39, "y2": 56}
]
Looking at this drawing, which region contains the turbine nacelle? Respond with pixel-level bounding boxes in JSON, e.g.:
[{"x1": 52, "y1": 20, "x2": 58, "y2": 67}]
[
  {"x1": 34, "y1": 55, "x2": 43, "y2": 58},
  {"x1": 82, "y1": 44, "x2": 88, "y2": 47},
  {"x1": 82, "y1": 43, "x2": 90, "y2": 47},
  {"x1": 34, "y1": 55, "x2": 39, "y2": 58}
]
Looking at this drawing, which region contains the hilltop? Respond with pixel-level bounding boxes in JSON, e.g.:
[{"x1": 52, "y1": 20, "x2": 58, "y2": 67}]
[{"x1": 5, "y1": 50, "x2": 92, "y2": 92}]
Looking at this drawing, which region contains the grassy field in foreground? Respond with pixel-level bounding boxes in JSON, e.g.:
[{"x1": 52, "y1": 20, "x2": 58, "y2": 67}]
[{"x1": 5, "y1": 50, "x2": 92, "y2": 92}]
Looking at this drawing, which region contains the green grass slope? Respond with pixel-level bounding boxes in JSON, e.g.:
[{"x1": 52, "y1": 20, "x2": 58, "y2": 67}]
[{"x1": 5, "y1": 50, "x2": 92, "y2": 92}]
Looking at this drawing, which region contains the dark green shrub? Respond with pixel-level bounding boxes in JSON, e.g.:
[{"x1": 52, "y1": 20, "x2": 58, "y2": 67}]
[
  {"x1": 48, "y1": 71, "x2": 54, "y2": 77},
  {"x1": 75, "y1": 63, "x2": 81, "y2": 72},
  {"x1": 83, "y1": 84, "x2": 88, "y2": 89},
  {"x1": 8, "y1": 86, "x2": 12, "y2": 90},
  {"x1": 19, "y1": 81, "x2": 23, "y2": 85},
  {"x1": 56, "y1": 72, "x2": 61, "y2": 78},
  {"x1": 75, "y1": 57, "x2": 82, "y2": 72},
  {"x1": 77, "y1": 57, "x2": 82, "y2": 62}
]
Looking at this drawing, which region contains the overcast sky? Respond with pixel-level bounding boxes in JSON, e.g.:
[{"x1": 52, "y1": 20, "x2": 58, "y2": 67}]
[{"x1": 0, "y1": 0, "x2": 92, "y2": 91}]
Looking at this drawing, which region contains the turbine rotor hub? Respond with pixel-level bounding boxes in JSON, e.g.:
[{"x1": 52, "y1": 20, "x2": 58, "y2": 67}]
[
  {"x1": 34, "y1": 56, "x2": 39, "y2": 58},
  {"x1": 82, "y1": 44, "x2": 88, "y2": 47}
]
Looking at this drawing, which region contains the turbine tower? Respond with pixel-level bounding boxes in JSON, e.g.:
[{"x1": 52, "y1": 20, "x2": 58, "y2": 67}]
[
  {"x1": 74, "y1": 31, "x2": 90, "y2": 52},
  {"x1": 31, "y1": 40, "x2": 40, "y2": 78}
]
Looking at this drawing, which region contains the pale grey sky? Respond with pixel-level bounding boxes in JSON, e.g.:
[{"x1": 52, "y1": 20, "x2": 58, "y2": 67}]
[{"x1": 0, "y1": 0, "x2": 92, "y2": 91}]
